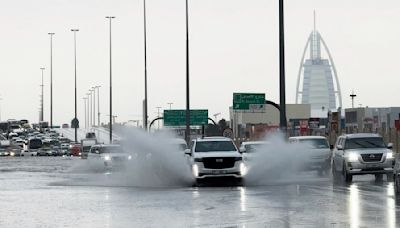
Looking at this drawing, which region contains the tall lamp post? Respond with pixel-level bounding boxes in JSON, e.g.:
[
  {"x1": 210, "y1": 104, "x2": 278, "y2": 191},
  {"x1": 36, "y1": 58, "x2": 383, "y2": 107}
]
[
  {"x1": 143, "y1": 0, "x2": 148, "y2": 130},
  {"x1": 83, "y1": 97, "x2": 88, "y2": 129},
  {"x1": 94, "y1": 86, "x2": 101, "y2": 126},
  {"x1": 279, "y1": 0, "x2": 287, "y2": 131},
  {"x1": 185, "y1": 0, "x2": 190, "y2": 144},
  {"x1": 87, "y1": 91, "x2": 92, "y2": 129},
  {"x1": 86, "y1": 93, "x2": 90, "y2": 129},
  {"x1": 167, "y1": 102, "x2": 173, "y2": 110},
  {"x1": 106, "y1": 16, "x2": 115, "y2": 143},
  {"x1": 92, "y1": 86, "x2": 100, "y2": 126},
  {"x1": 48, "y1": 32, "x2": 55, "y2": 128},
  {"x1": 156, "y1": 106, "x2": 162, "y2": 129},
  {"x1": 40, "y1": 67, "x2": 45, "y2": 122},
  {"x1": 71, "y1": 29, "x2": 79, "y2": 143}
]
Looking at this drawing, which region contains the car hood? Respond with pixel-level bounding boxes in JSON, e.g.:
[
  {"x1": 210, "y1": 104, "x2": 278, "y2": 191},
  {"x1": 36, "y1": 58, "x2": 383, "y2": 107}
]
[
  {"x1": 194, "y1": 151, "x2": 241, "y2": 158},
  {"x1": 101, "y1": 153, "x2": 131, "y2": 158}
]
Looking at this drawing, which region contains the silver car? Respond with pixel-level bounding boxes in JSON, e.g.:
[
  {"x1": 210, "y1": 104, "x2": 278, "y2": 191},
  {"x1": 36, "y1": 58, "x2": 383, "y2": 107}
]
[{"x1": 332, "y1": 133, "x2": 394, "y2": 182}]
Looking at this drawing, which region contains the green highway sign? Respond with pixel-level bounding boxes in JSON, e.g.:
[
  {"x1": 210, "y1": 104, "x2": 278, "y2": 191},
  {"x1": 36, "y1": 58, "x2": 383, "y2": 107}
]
[
  {"x1": 233, "y1": 93, "x2": 265, "y2": 110},
  {"x1": 164, "y1": 109, "x2": 208, "y2": 126}
]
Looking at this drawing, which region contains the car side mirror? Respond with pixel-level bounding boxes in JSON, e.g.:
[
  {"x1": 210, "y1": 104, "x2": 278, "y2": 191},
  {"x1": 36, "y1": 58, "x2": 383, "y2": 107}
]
[
  {"x1": 387, "y1": 143, "x2": 393, "y2": 149},
  {"x1": 336, "y1": 145, "x2": 343, "y2": 150},
  {"x1": 330, "y1": 145, "x2": 334, "y2": 150},
  {"x1": 184, "y1": 149, "x2": 191, "y2": 155}
]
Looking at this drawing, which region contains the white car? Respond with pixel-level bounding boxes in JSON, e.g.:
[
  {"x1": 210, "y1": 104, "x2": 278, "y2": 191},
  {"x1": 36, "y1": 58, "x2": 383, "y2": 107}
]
[
  {"x1": 288, "y1": 136, "x2": 332, "y2": 175},
  {"x1": 239, "y1": 141, "x2": 270, "y2": 153},
  {"x1": 332, "y1": 133, "x2": 394, "y2": 182},
  {"x1": 170, "y1": 138, "x2": 187, "y2": 152},
  {"x1": 185, "y1": 137, "x2": 245, "y2": 182},
  {"x1": 87, "y1": 144, "x2": 132, "y2": 170}
]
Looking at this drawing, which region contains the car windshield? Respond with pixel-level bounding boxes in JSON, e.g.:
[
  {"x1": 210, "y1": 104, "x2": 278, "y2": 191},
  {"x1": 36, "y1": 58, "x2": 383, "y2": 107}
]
[
  {"x1": 29, "y1": 139, "x2": 42, "y2": 149},
  {"x1": 345, "y1": 137, "x2": 386, "y2": 149},
  {"x1": 98, "y1": 146, "x2": 124, "y2": 154},
  {"x1": 195, "y1": 141, "x2": 237, "y2": 152},
  {"x1": 298, "y1": 138, "x2": 329, "y2": 149},
  {"x1": 49, "y1": 140, "x2": 60, "y2": 146},
  {"x1": 244, "y1": 144, "x2": 267, "y2": 153}
]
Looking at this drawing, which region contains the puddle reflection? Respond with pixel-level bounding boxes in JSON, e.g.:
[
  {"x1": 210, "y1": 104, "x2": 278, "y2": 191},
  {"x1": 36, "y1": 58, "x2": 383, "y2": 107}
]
[{"x1": 348, "y1": 184, "x2": 360, "y2": 228}]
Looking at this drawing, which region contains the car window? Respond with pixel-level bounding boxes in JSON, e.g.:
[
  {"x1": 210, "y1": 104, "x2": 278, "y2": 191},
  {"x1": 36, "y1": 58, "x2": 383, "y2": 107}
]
[
  {"x1": 345, "y1": 137, "x2": 386, "y2": 149},
  {"x1": 98, "y1": 146, "x2": 123, "y2": 154},
  {"x1": 244, "y1": 144, "x2": 266, "y2": 153},
  {"x1": 195, "y1": 141, "x2": 237, "y2": 152},
  {"x1": 298, "y1": 138, "x2": 329, "y2": 149}
]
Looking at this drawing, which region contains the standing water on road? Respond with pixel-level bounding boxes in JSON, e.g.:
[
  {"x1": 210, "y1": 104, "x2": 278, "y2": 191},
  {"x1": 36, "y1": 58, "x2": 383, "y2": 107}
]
[{"x1": 67, "y1": 129, "x2": 194, "y2": 187}]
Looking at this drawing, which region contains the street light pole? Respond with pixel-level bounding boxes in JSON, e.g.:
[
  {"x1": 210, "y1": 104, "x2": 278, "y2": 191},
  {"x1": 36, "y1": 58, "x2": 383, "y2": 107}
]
[
  {"x1": 83, "y1": 97, "x2": 88, "y2": 129},
  {"x1": 95, "y1": 86, "x2": 101, "y2": 126},
  {"x1": 91, "y1": 88, "x2": 95, "y2": 126},
  {"x1": 92, "y1": 86, "x2": 100, "y2": 126},
  {"x1": 89, "y1": 90, "x2": 93, "y2": 128},
  {"x1": 86, "y1": 90, "x2": 92, "y2": 128},
  {"x1": 143, "y1": 0, "x2": 148, "y2": 130},
  {"x1": 279, "y1": 0, "x2": 287, "y2": 131},
  {"x1": 40, "y1": 67, "x2": 45, "y2": 122},
  {"x1": 48, "y1": 32, "x2": 55, "y2": 128},
  {"x1": 185, "y1": 0, "x2": 191, "y2": 144},
  {"x1": 86, "y1": 93, "x2": 90, "y2": 129},
  {"x1": 106, "y1": 16, "x2": 115, "y2": 143},
  {"x1": 167, "y1": 102, "x2": 173, "y2": 110},
  {"x1": 156, "y1": 106, "x2": 162, "y2": 129},
  {"x1": 71, "y1": 29, "x2": 79, "y2": 143}
]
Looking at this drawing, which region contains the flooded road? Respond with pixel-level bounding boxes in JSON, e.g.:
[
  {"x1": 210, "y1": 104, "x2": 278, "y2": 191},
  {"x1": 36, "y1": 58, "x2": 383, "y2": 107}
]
[{"x1": 0, "y1": 157, "x2": 399, "y2": 227}]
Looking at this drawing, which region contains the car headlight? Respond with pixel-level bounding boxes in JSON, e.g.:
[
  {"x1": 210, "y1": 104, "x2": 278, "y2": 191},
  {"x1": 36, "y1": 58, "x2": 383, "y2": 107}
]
[
  {"x1": 240, "y1": 162, "x2": 247, "y2": 176},
  {"x1": 128, "y1": 155, "x2": 132, "y2": 160},
  {"x1": 192, "y1": 164, "x2": 199, "y2": 177},
  {"x1": 348, "y1": 152, "x2": 358, "y2": 162},
  {"x1": 386, "y1": 152, "x2": 393, "y2": 159},
  {"x1": 10, "y1": 152, "x2": 15, "y2": 156},
  {"x1": 104, "y1": 155, "x2": 111, "y2": 161}
]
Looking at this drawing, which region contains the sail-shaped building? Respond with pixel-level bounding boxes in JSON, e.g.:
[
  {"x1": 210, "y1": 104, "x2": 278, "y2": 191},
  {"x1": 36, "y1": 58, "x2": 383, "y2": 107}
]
[{"x1": 295, "y1": 13, "x2": 342, "y2": 117}]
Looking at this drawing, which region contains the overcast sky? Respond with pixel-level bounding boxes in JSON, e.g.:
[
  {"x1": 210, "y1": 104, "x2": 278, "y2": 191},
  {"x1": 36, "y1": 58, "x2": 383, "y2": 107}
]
[{"x1": 1, "y1": 0, "x2": 399, "y2": 125}]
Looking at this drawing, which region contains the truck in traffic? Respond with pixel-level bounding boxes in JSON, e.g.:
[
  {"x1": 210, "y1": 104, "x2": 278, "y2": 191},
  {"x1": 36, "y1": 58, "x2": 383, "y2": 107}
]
[
  {"x1": 24, "y1": 138, "x2": 43, "y2": 156},
  {"x1": 80, "y1": 138, "x2": 97, "y2": 159}
]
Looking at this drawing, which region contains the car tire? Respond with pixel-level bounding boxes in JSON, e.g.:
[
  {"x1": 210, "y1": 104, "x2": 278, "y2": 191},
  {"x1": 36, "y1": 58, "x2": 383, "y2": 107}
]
[
  {"x1": 395, "y1": 174, "x2": 400, "y2": 194},
  {"x1": 387, "y1": 174, "x2": 394, "y2": 182},
  {"x1": 343, "y1": 163, "x2": 352, "y2": 183},
  {"x1": 332, "y1": 162, "x2": 339, "y2": 179},
  {"x1": 375, "y1": 174, "x2": 383, "y2": 182}
]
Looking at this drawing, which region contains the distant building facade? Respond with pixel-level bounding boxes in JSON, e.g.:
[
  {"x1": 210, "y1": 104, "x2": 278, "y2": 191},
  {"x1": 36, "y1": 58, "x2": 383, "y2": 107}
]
[
  {"x1": 345, "y1": 107, "x2": 400, "y2": 133},
  {"x1": 229, "y1": 104, "x2": 311, "y2": 138}
]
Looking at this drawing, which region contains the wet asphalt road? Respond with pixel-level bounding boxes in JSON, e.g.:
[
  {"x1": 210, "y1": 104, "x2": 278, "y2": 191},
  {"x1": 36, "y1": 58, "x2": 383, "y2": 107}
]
[{"x1": 0, "y1": 157, "x2": 399, "y2": 228}]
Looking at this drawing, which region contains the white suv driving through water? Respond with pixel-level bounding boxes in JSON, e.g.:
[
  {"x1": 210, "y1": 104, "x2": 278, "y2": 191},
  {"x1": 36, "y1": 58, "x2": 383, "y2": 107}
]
[
  {"x1": 332, "y1": 133, "x2": 394, "y2": 182},
  {"x1": 185, "y1": 137, "x2": 245, "y2": 182}
]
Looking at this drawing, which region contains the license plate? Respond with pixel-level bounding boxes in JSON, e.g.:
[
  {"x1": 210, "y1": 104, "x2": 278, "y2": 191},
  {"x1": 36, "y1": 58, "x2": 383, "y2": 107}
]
[
  {"x1": 366, "y1": 164, "x2": 378, "y2": 168},
  {"x1": 211, "y1": 170, "x2": 226, "y2": 174}
]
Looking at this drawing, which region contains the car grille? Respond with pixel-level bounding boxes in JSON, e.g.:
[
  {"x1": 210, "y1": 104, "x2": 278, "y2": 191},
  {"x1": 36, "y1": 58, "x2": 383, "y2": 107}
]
[
  {"x1": 202, "y1": 157, "x2": 236, "y2": 169},
  {"x1": 361, "y1": 153, "x2": 383, "y2": 162}
]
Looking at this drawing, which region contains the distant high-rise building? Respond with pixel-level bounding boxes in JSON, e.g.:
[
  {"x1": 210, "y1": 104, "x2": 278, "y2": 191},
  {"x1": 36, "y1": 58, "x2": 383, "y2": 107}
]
[{"x1": 295, "y1": 12, "x2": 342, "y2": 117}]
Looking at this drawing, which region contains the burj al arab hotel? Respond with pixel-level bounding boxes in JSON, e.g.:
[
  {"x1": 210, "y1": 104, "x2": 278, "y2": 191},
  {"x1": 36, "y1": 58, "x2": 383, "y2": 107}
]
[{"x1": 295, "y1": 13, "x2": 342, "y2": 117}]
